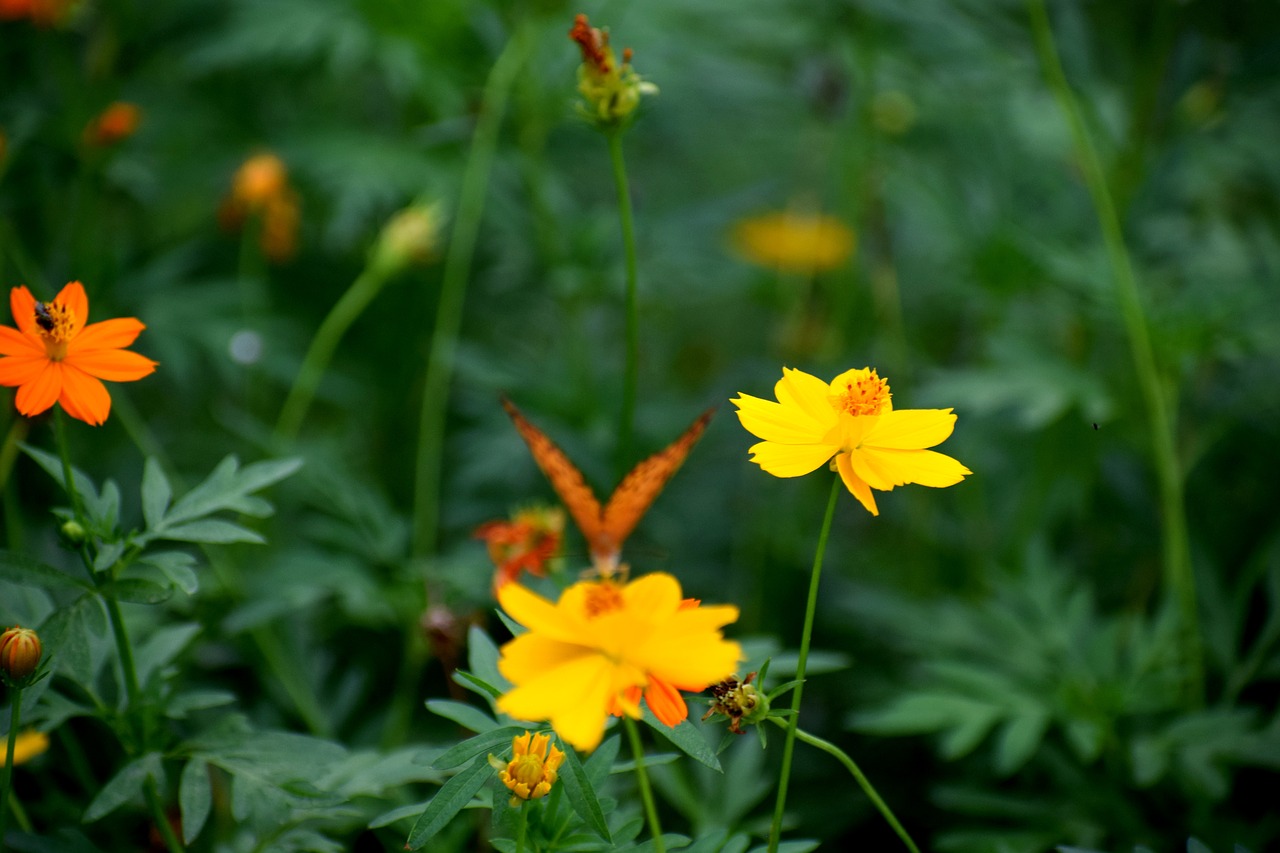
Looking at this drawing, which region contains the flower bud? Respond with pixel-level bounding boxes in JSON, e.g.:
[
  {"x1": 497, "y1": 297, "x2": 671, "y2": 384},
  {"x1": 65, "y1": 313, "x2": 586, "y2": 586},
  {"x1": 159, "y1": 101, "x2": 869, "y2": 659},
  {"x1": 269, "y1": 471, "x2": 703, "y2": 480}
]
[
  {"x1": 60, "y1": 518, "x2": 86, "y2": 543},
  {"x1": 0, "y1": 626, "x2": 42, "y2": 684},
  {"x1": 371, "y1": 202, "x2": 444, "y2": 273}
]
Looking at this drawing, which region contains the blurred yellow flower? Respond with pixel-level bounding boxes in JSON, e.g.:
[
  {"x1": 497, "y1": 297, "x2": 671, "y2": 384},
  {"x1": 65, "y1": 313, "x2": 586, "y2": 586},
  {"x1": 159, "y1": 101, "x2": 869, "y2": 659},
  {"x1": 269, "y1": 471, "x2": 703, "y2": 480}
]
[
  {"x1": 733, "y1": 211, "x2": 855, "y2": 274},
  {"x1": 569, "y1": 13, "x2": 657, "y2": 128},
  {"x1": 492, "y1": 731, "x2": 565, "y2": 806},
  {"x1": 732, "y1": 366, "x2": 970, "y2": 516},
  {"x1": 496, "y1": 573, "x2": 740, "y2": 752},
  {"x1": 2, "y1": 730, "x2": 49, "y2": 766}
]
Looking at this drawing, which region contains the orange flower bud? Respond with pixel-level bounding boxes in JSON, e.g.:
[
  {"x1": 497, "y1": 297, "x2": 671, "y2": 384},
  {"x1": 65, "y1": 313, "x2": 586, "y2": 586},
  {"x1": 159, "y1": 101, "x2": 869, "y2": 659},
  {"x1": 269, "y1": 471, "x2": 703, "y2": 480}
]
[
  {"x1": 84, "y1": 102, "x2": 141, "y2": 147},
  {"x1": 0, "y1": 626, "x2": 42, "y2": 683}
]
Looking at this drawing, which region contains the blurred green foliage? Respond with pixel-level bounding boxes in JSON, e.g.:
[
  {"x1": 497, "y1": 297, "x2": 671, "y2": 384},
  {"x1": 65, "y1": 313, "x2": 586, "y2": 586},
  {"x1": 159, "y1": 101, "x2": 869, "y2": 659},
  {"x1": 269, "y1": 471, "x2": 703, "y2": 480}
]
[{"x1": 1, "y1": 0, "x2": 1279, "y2": 850}]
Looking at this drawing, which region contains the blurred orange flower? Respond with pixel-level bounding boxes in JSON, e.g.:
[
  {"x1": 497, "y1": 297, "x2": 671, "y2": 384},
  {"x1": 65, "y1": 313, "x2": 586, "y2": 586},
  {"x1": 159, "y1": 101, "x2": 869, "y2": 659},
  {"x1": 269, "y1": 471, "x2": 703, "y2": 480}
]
[
  {"x1": 220, "y1": 153, "x2": 300, "y2": 262},
  {"x1": 84, "y1": 102, "x2": 141, "y2": 147},
  {"x1": 732, "y1": 211, "x2": 855, "y2": 274},
  {"x1": 0, "y1": 0, "x2": 73, "y2": 26},
  {"x1": 0, "y1": 282, "x2": 157, "y2": 425},
  {"x1": 475, "y1": 505, "x2": 564, "y2": 595}
]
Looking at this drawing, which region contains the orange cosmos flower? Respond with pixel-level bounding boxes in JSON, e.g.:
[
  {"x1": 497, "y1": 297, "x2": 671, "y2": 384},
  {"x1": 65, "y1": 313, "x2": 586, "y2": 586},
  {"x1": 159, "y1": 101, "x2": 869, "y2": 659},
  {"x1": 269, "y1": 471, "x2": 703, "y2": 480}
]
[
  {"x1": 475, "y1": 505, "x2": 565, "y2": 595},
  {"x1": 84, "y1": 102, "x2": 142, "y2": 147},
  {"x1": 0, "y1": 282, "x2": 157, "y2": 425}
]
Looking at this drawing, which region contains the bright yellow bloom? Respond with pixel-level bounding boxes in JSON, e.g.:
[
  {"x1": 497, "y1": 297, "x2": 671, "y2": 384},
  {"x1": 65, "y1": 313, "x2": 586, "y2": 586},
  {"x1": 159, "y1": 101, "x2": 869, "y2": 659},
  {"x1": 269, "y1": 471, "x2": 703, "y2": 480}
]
[
  {"x1": 496, "y1": 573, "x2": 741, "y2": 752},
  {"x1": 493, "y1": 732, "x2": 565, "y2": 806},
  {"x1": 732, "y1": 211, "x2": 855, "y2": 274},
  {"x1": 732, "y1": 366, "x2": 970, "y2": 516},
  {"x1": 0, "y1": 283, "x2": 157, "y2": 426},
  {"x1": 2, "y1": 730, "x2": 49, "y2": 766}
]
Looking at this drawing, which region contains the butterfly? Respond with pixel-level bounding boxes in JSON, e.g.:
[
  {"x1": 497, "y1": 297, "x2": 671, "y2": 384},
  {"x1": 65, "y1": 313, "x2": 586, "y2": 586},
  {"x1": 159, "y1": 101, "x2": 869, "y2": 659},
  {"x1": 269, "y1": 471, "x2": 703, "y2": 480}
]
[{"x1": 501, "y1": 397, "x2": 714, "y2": 577}]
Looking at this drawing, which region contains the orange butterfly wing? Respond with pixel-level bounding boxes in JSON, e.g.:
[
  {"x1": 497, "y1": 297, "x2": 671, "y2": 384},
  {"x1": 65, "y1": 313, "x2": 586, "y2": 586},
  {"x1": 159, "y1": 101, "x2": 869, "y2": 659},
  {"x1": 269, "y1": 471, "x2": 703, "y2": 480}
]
[
  {"x1": 598, "y1": 408, "x2": 715, "y2": 557},
  {"x1": 501, "y1": 398, "x2": 607, "y2": 556},
  {"x1": 502, "y1": 399, "x2": 714, "y2": 572}
]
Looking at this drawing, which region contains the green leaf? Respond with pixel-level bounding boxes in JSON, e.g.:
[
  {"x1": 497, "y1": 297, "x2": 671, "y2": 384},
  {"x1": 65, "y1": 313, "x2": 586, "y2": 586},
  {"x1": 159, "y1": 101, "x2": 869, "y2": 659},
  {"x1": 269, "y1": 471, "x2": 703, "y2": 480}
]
[
  {"x1": 112, "y1": 578, "x2": 174, "y2": 605},
  {"x1": 467, "y1": 625, "x2": 510, "y2": 693},
  {"x1": 584, "y1": 734, "x2": 620, "y2": 788},
  {"x1": 453, "y1": 669, "x2": 503, "y2": 701},
  {"x1": 0, "y1": 550, "x2": 91, "y2": 591},
  {"x1": 141, "y1": 458, "x2": 173, "y2": 531},
  {"x1": 138, "y1": 552, "x2": 199, "y2": 596},
  {"x1": 162, "y1": 455, "x2": 300, "y2": 527},
  {"x1": 84, "y1": 752, "x2": 163, "y2": 822},
  {"x1": 432, "y1": 726, "x2": 528, "y2": 770},
  {"x1": 994, "y1": 711, "x2": 1050, "y2": 775},
  {"x1": 641, "y1": 708, "x2": 722, "y2": 772},
  {"x1": 20, "y1": 443, "x2": 99, "y2": 508},
  {"x1": 557, "y1": 734, "x2": 611, "y2": 842},
  {"x1": 179, "y1": 758, "x2": 212, "y2": 844},
  {"x1": 157, "y1": 519, "x2": 266, "y2": 545},
  {"x1": 134, "y1": 623, "x2": 201, "y2": 687},
  {"x1": 405, "y1": 758, "x2": 493, "y2": 849},
  {"x1": 426, "y1": 699, "x2": 499, "y2": 733}
]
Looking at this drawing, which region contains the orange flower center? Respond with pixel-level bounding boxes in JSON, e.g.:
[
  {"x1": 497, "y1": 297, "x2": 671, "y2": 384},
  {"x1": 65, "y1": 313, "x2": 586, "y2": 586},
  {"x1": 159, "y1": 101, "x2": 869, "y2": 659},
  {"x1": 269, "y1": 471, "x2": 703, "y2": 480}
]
[
  {"x1": 832, "y1": 370, "x2": 891, "y2": 416},
  {"x1": 34, "y1": 301, "x2": 74, "y2": 360},
  {"x1": 582, "y1": 581, "x2": 625, "y2": 618}
]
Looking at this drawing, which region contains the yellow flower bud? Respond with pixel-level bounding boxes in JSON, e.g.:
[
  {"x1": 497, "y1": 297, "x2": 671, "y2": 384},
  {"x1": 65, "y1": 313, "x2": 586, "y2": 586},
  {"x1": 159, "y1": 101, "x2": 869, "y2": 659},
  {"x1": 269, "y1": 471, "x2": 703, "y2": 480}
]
[
  {"x1": 371, "y1": 202, "x2": 444, "y2": 273},
  {"x1": 0, "y1": 626, "x2": 42, "y2": 684}
]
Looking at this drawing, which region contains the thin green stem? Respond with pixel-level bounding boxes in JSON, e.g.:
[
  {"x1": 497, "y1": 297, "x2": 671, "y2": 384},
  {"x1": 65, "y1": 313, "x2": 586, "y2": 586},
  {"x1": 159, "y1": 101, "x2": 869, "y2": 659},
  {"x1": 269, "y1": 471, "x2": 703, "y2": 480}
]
[
  {"x1": 275, "y1": 263, "x2": 394, "y2": 443},
  {"x1": 767, "y1": 717, "x2": 920, "y2": 853},
  {"x1": 623, "y1": 715, "x2": 664, "y2": 853},
  {"x1": 768, "y1": 477, "x2": 840, "y2": 853},
  {"x1": 412, "y1": 21, "x2": 532, "y2": 558},
  {"x1": 0, "y1": 689, "x2": 22, "y2": 845},
  {"x1": 144, "y1": 777, "x2": 184, "y2": 853},
  {"x1": 606, "y1": 129, "x2": 640, "y2": 477},
  {"x1": 8, "y1": 788, "x2": 32, "y2": 833},
  {"x1": 516, "y1": 800, "x2": 528, "y2": 853},
  {"x1": 1026, "y1": 0, "x2": 1200, "y2": 703}
]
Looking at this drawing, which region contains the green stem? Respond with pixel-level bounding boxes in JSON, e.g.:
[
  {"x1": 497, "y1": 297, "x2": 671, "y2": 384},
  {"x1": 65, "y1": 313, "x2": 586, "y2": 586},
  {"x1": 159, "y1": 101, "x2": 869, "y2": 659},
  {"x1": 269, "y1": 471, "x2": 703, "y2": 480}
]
[
  {"x1": 767, "y1": 717, "x2": 920, "y2": 853},
  {"x1": 606, "y1": 129, "x2": 640, "y2": 477},
  {"x1": 0, "y1": 689, "x2": 22, "y2": 845},
  {"x1": 411, "y1": 21, "x2": 532, "y2": 558},
  {"x1": 768, "y1": 477, "x2": 840, "y2": 853},
  {"x1": 144, "y1": 777, "x2": 184, "y2": 853},
  {"x1": 623, "y1": 715, "x2": 664, "y2": 853},
  {"x1": 8, "y1": 788, "x2": 32, "y2": 833},
  {"x1": 275, "y1": 263, "x2": 394, "y2": 443},
  {"x1": 1026, "y1": 0, "x2": 1200, "y2": 703},
  {"x1": 516, "y1": 800, "x2": 528, "y2": 853}
]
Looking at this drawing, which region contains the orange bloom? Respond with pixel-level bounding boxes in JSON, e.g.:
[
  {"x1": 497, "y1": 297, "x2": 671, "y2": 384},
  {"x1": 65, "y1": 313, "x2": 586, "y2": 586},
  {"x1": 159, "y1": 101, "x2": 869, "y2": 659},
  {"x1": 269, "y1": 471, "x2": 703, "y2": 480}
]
[
  {"x1": 84, "y1": 102, "x2": 141, "y2": 147},
  {"x1": 219, "y1": 153, "x2": 300, "y2": 263},
  {"x1": 475, "y1": 506, "x2": 565, "y2": 595},
  {"x1": 0, "y1": 282, "x2": 157, "y2": 425}
]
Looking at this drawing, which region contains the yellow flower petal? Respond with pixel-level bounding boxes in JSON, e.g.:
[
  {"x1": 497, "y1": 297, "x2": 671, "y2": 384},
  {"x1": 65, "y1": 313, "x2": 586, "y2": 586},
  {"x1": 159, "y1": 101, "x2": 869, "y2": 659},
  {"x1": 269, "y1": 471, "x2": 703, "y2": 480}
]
[
  {"x1": 777, "y1": 367, "x2": 837, "y2": 427},
  {"x1": 858, "y1": 446, "x2": 972, "y2": 488},
  {"x1": 835, "y1": 453, "x2": 879, "y2": 516},
  {"x1": 746, "y1": 440, "x2": 836, "y2": 477},
  {"x1": 863, "y1": 409, "x2": 956, "y2": 450},
  {"x1": 732, "y1": 393, "x2": 830, "y2": 444},
  {"x1": 498, "y1": 581, "x2": 584, "y2": 645}
]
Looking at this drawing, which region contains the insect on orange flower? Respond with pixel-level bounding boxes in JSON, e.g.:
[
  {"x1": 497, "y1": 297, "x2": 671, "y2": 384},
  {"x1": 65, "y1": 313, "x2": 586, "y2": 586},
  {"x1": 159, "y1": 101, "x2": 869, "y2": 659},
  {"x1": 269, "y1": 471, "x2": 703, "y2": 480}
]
[{"x1": 501, "y1": 397, "x2": 713, "y2": 577}]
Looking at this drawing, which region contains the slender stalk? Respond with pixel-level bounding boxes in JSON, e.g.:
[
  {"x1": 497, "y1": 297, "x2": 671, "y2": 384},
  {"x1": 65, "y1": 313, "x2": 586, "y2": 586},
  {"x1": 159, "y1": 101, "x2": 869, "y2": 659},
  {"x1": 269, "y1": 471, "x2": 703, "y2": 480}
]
[
  {"x1": 1026, "y1": 0, "x2": 1200, "y2": 702},
  {"x1": 768, "y1": 477, "x2": 840, "y2": 853},
  {"x1": 412, "y1": 22, "x2": 532, "y2": 558},
  {"x1": 0, "y1": 690, "x2": 22, "y2": 844},
  {"x1": 623, "y1": 715, "x2": 664, "y2": 853},
  {"x1": 275, "y1": 263, "x2": 394, "y2": 443},
  {"x1": 606, "y1": 129, "x2": 640, "y2": 476},
  {"x1": 8, "y1": 789, "x2": 32, "y2": 833},
  {"x1": 516, "y1": 800, "x2": 528, "y2": 853},
  {"x1": 144, "y1": 777, "x2": 184, "y2": 853},
  {"x1": 767, "y1": 717, "x2": 920, "y2": 853}
]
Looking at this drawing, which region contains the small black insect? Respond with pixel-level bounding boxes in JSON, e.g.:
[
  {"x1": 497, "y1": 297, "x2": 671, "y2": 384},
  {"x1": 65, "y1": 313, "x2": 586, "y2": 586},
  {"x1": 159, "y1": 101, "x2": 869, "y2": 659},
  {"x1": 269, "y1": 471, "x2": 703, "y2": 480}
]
[
  {"x1": 33, "y1": 302, "x2": 55, "y2": 332},
  {"x1": 1092, "y1": 423, "x2": 1099, "y2": 430}
]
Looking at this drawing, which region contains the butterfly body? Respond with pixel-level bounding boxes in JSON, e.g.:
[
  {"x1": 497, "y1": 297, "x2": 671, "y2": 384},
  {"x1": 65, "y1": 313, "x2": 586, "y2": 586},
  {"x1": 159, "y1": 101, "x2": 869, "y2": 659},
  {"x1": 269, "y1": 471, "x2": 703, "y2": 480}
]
[{"x1": 502, "y1": 397, "x2": 714, "y2": 577}]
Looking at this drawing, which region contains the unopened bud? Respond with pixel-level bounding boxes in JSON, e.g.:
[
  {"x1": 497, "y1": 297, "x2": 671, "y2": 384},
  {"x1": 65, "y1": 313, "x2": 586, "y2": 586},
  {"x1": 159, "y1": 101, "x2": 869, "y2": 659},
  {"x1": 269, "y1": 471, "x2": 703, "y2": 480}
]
[
  {"x1": 61, "y1": 519, "x2": 86, "y2": 543},
  {"x1": 372, "y1": 202, "x2": 444, "y2": 272},
  {"x1": 0, "y1": 626, "x2": 42, "y2": 684}
]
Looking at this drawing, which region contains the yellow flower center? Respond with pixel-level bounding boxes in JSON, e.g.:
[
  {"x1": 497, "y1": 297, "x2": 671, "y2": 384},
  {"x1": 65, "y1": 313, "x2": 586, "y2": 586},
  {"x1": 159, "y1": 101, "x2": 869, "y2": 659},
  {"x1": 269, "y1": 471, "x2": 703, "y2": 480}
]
[
  {"x1": 35, "y1": 302, "x2": 74, "y2": 360},
  {"x1": 582, "y1": 581, "x2": 625, "y2": 619},
  {"x1": 830, "y1": 369, "x2": 891, "y2": 416},
  {"x1": 509, "y1": 754, "x2": 547, "y2": 789}
]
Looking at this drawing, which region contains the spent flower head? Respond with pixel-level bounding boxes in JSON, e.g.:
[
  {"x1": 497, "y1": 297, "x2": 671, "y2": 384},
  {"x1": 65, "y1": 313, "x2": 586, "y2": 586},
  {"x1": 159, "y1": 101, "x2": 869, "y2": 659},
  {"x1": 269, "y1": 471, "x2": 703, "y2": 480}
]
[
  {"x1": 0, "y1": 282, "x2": 157, "y2": 425},
  {"x1": 496, "y1": 572, "x2": 740, "y2": 751},
  {"x1": 569, "y1": 13, "x2": 657, "y2": 129},
  {"x1": 702, "y1": 672, "x2": 769, "y2": 735},
  {"x1": 489, "y1": 731, "x2": 565, "y2": 806},
  {"x1": 733, "y1": 366, "x2": 970, "y2": 515}
]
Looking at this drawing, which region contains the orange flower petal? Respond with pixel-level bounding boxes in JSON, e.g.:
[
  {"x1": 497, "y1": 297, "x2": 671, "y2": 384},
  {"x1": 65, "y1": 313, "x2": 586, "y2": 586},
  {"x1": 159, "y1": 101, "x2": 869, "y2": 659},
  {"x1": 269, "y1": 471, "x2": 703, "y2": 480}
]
[
  {"x1": 9, "y1": 286, "x2": 37, "y2": 338},
  {"x1": 0, "y1": 326, "x2": 42, "y2": 358},
  {"x1": 72, "y1": 318, "x2": 145, "y2": 352},
  {"x1": 55, "y1": 282, "x2": 89, "y2": 336},
  {"x1": 0, "y1": 355, "x2": 49, "y2": 387},
  {"x1": 14, "y1": 361, "x2": 61, "y2": 417},
  {"x1": 58, "y1": 364, "x2": 111, "y2": 425},
  {"x1": 65, "y1": 348, "x2": 157, "y2": 381},
  {"x1": 644, "y1": 676, "x2": 688, "y2": 727}
]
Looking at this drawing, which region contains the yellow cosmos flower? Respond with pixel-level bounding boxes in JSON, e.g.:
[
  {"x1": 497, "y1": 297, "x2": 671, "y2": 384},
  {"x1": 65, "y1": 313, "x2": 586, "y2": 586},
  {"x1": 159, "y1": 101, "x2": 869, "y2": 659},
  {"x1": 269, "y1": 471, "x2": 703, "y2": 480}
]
[
  {"x1": 2, "y1": 730, "x2": 49, "y2": 766},
  {"x1": 732, "y1": 211, "x2": 855, "y2": 274},
  {"x1": 493, "y1": 731, "x2": 565, "y2": 806},
  {"x1": 732, "y1": 366, "x2": 970, "y2": 516},
  {"x1": 496, "y1": 573, "x2": 741, "y2": 752}
]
